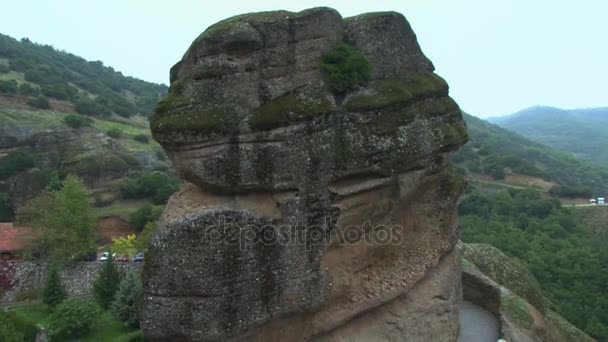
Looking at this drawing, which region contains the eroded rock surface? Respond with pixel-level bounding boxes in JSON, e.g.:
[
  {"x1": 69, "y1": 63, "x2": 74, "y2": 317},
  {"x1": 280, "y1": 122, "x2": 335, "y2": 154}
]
[{"x1": 143, "y1": 7, "x2": 468, "y2": 341}]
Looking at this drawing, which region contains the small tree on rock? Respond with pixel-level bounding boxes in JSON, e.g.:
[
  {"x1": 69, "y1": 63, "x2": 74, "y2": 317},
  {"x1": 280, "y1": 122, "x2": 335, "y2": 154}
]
[
  {"x1": 111, "y1": 270, "x2": 143, "y2": 328},
  {"x1": 93, "y1": 254, "x2": 122, "y2": 309},
  {"x1": 42, "y1": 264, "x2": 66, "y2": 308}
]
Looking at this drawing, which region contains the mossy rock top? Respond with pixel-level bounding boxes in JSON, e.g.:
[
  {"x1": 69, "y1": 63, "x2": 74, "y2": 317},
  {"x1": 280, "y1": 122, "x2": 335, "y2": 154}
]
[
  {"x1": 462, "y1": 243, "x2": 545, "y2": 312},
  {"x1": 149, "y1": 7, "x2": 467, "y2": 193}
]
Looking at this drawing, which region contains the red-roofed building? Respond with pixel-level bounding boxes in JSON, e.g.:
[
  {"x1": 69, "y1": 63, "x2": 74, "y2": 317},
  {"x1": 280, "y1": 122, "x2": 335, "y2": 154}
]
[{"x1": 0, "y1": 223, "x2": 32, "y2": 260}]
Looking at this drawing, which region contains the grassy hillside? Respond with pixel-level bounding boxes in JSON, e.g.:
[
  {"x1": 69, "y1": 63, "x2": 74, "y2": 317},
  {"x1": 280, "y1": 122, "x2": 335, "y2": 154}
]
[
  {"x1": 0, "y1": 34, "x2": 167, "y2": 116},
  {"x1": 490, "y1": 106, "x2": 608, "y2": 165},
  {"x1": 453, "y1": 113, "x2": 608, "y2": 197},
  {"x1": 0, "y1": 34, "x2": 176, "y2": 222}
]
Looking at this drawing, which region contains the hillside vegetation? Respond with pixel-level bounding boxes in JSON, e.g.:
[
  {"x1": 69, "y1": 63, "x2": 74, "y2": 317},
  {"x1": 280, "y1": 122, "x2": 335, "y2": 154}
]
[
  {"x1": 453, "y1": 113, "x2": 608, "y2": 197},
  {"x1": 0, "y1": 34, "x2": 176, "y2": 222},
  {"x1": 0, "y1": 34, "x2": 167, "y2": 116},
  {"x1": 490, "y1": 106, "x2": 608, "y2": 165}
]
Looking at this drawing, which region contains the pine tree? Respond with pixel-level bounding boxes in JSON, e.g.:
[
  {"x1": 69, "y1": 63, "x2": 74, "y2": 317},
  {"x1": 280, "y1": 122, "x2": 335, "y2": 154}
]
[
  {"x1": 93, "y1": 254, "x2": 122, "y2": 309},
  {"x1": 42, "y1": 264, "x2": 66, "y2": 308},
  {"x1": 110, "y1": 270, "x2": 143, "y2": 328}
]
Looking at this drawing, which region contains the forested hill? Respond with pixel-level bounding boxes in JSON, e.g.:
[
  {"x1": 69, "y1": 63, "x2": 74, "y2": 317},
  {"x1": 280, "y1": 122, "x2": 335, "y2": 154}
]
[
  {"x1": 490, "y1": 106, "x2": 608, "y2": 165},
  {"x1": 0, "y1": 34, "x2": 167, "y2": 116},
  {"x1": 452, "y1": 113, "x2": 608, "y2": 197}
]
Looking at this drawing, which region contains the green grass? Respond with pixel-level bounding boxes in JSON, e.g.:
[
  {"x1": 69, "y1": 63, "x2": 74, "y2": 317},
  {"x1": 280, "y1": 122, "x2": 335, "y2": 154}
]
[
  {"x1": 8, "y1": 303, "x2": 139, "y2": 341},
  {"x1": 9, "y1": 303, "x2": 51, "y2": 325},
  {"x1": 0, "y1": 108, "x2": 66, "y2": 129},
  {"x1": 94, "y1": 119, "x2": 149, "y2": 136},
  {"x1": 93, "y1": 199, "x2": 152, "y2": 219},
  {"x1": 83, "y1": 311, "x2": 137, "y2": 341}
]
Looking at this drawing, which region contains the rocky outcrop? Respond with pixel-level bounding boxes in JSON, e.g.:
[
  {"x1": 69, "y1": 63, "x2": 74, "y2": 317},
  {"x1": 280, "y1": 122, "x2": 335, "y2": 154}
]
[
  {"x1": 461, "y1": 243, "x2": 594, "y2": 342},
  {"x1": 143, "y1": 7, "x2": 467, "y2": 341}
]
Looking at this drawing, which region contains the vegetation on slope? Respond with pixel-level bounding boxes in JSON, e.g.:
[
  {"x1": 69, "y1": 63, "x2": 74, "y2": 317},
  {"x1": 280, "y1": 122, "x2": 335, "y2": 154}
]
[
  {"x1": 460, "y1": 187, "x2": 608, "y2": 340},
  {"x1": 491, "y1": 106, "x2": 608, "y2": 165},
  {"x1": 0, "y1": 34, "x2": 167, "y2": 117},
  {"x1": 453, "y1": 113, "x2": 608, "y2": 196}
]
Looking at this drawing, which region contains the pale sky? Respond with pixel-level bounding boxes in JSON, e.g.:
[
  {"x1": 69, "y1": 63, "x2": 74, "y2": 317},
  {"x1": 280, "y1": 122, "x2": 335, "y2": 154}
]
[{"x1": 1, "y1": 0, "x2": 606, "y2": 117}]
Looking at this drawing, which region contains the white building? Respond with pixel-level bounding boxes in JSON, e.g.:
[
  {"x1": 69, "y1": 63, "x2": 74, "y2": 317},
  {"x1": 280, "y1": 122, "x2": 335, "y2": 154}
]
[{"x1": 598, "y1": 197, "x2": 605, "y2": 205}]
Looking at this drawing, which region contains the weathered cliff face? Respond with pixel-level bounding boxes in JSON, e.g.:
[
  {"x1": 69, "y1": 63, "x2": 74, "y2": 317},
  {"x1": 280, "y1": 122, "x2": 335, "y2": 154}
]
[{"x1": 144, "y1": 7, "x2": 468, "y2": 341}]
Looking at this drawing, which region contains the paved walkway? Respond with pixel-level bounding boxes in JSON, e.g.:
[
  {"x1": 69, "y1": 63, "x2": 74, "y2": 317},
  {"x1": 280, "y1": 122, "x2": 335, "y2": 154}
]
[{"x1": 458, "y1": 301, "x2": 500, "y2": 342}]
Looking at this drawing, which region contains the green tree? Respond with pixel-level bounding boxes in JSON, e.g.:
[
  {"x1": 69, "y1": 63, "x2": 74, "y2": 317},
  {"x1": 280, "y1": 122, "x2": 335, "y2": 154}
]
[
  {"x1": 18, "y1": 174, "x2": 96, "y2": 262},
  {"x1": 93, "y1": 254, "x2": 122, "y2": 309},
  {"x1": 47, "y1": 298, "x2": 101, "y2": 341},
  {"x1": 133, "y1": 134, "x2": 149, "y2": 144},
  {"x1": 111, "y1": 270, "x2": 143, "y2": 328},
  {"x1": 112, "y1": 234, "x2": 137, "y2": 260},
  {"x1": 27, "y1": 95, "x2": 50, "y2": 109},
  {"x1": 63, "y1": 114, "x2": 93, "y2": 128},
  {"x1": 0, "y1": 313, "x2": 23, "y2": 342},
  {"x1": 42, "y1": 264, "x2": 66, "y2": 308},
  {"x1": 129, "y1": 204, "x2": 163, "y2": 231},
  {"x1": 136, "y1": 221, "x2": 156, "y2": 252},
  {"x1": 106, "y1": 128, "x2": 123, "y2": 139},
  {"x1": 321, "y1": 43, "x2": 370, "y2": 94}
]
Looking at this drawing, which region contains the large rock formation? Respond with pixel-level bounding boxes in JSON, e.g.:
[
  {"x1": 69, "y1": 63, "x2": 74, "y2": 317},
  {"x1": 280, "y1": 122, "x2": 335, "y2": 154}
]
[{"x1": 143, "y1": 7, "x2": 468, "y2": 341}]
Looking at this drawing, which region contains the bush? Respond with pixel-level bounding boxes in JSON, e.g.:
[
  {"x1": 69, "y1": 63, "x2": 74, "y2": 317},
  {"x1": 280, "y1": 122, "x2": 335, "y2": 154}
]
[
  {"x1": 321, "y1": 43, "x2": 370, "y2": 94},
  {"x1": 2, "y1": 311, "x2": 38, "y2": 342},
  {"x1": 107, "y1": 128, "x2": 123, "y2": 139},
  {"x1": 0, "y1": 150, "x2": 35, "y2": 179},
  {"x1": 0, "y1": 313, "x2": 24, "y2": 342},
  {"x1": 93, "y1": 254, "x2": 122, "y2": 310},
  {"x1": 114, "y1": 330, "x2": 144, "y2": 342},
  {"x1": 120, "y1": 172, "x2": 180, "y2": 204},
  {"x1": 0, "y1": 192, "x2": 13, "y2": 221},
  {"x1": 63, "y1": 114, "x2": 93, "y2": 129},
  {"x1": 0, "y1": 79, "x2": 18, "y2": 94},
  {"x1": 129, "y1": 204, "x2": 163, "y2": 231},
  {"x1": 18, "y1": 83, "x2": 39, "y2": 96},
  {"x1": 133, "y1": 134, "x2": 149, "y2": 144},
  {"x1": 0, "y1": 64, "x2": 9, "y2": 74},
  {"x1": 549, "y1": 185, "x2": 593, "y2": 199},
  {"x1": 27, "y1": 96, "x2": 50, "y2": 109},
  {"x1": 111, "y1": 271, "x2": 142, "y2": 328},
  {"x1": 40, "y1": 83, "x2": 78, "y2": 100},
  {"x1": 42, "y1": 264, "x2": 66, "y2": 308},
  {"x1": 74, "y1": 96, "x2": 107, "y2": 116},
  {"x1": 47, "y1": 298, "x2": 101, "y2": 340}
]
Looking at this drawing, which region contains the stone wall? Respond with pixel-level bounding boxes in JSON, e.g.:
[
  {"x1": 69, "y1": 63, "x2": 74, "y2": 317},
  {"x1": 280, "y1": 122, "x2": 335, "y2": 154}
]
[{"x1": 0, "y1": 260, "x2": 141, "y2": 303}]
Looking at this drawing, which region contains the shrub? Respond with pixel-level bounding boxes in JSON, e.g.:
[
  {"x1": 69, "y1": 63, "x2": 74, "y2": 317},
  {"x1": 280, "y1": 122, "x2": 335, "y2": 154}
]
[
  {"x1": 111, "y1": 271, "x2": 143, "y2": 328},
  {"x1": 18, "y1": 83, "x2": 39, "y2": 96},
  {"x1": 120, "y1": 172, "x2": 180, "y2": 204},
  {"x1": 129, "y1": 204, "x2": 163, "y2": 232},
  {"x1": 40, "y1": 83, "x2": 78, "y2": 100},
  {"x1": 1, "y1": 311, "x2": 38, "y2": 342},
  {"x1": 0, "y1": 192, "x2": 13, "y2": 221},
  {"x1": 42, "y1": 264, "x2": 66, "y2": 308},
  {"x1": 74, "y1": 96, "x2": 107, "y2": 116},
  {"x1": 63, "y1": 114, "x2": 93, "y2": 129},
  {"x1": 0, "y1": 79, "x2": 18, "y2": 94},
  {"x1": 47, "y1": 298, "x2": 101, "y2": 340},
  {"x1": 321, "y1": 43, "x2": 370, "y2": 94},
  {"x1": 27, "y1": 96, "x2": 50, "y2": 109},
  {"x1": 0, "y1": 313, "x2": 24, "y2": 342},
  {"x1": 114, "y1": 330, "x2": 144, "y2": 342},
  {"x1": 0, "y1": 150, "x2": 35, "y2": 179},
  {"x1": 0, "y1": 64, "x2": 9, "y2": 74},
  {"x1": 107, "y1": 128, "x2": 123, "y2": 139},
  {"x1": 93, "y1": 254, "x2": 122, "y2": 310},
  {"x1": 133, "y1": 134, "x2": 149, "y2": 144}
]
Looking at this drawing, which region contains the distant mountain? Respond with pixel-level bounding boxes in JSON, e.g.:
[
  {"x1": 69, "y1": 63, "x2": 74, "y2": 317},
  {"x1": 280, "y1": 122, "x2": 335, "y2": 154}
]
[
  {"x1": 453, "y1": 113, "x2": 608, "y2": 196},
  {"x1": 489, "y1": 106, "x2": 608, "y2": 165}
]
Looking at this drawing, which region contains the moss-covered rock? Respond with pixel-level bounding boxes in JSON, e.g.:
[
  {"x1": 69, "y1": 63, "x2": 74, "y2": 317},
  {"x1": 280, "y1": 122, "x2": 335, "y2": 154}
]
[
  {"x1": 344, "y1": 72, "x2": 448, "y2": 111},
  {"x1": 462, "y1": 243, "x2": 545, "y2": 312},
  {"x1": 250, "y1": 93, "x2": 333, "y2": 130}
]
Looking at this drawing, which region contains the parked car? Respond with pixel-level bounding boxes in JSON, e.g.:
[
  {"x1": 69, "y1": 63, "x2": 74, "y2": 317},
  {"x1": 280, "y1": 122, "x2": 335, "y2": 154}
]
[
  {"x1": 115, "y1": 255, "x2": 129, "y2": 262},
  {"x1": 99, "y1": 252, "x2": 116, "y2": 262},
  {"x1": 133, "y1": 252, "x2": 144, "y2": 262}
]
